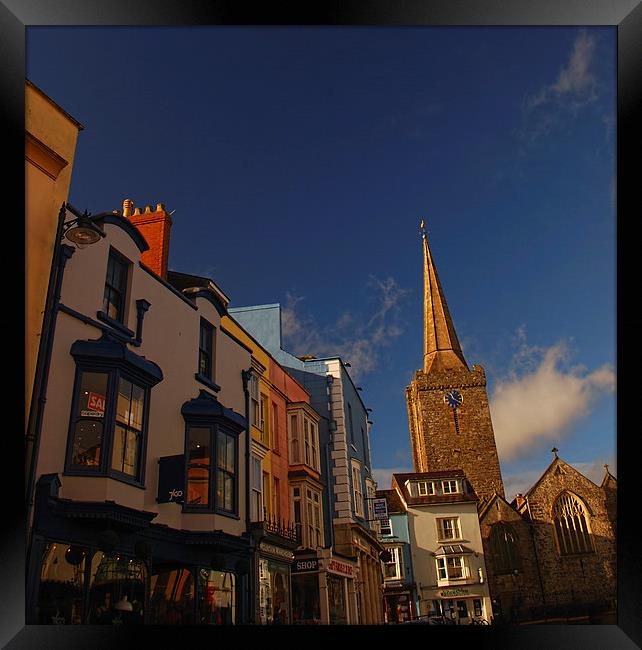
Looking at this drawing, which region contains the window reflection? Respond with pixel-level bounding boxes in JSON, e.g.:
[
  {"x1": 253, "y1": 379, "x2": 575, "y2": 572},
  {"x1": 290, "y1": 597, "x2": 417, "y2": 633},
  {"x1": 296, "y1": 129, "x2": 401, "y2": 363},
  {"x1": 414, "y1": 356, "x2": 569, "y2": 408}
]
[
  {"x1": 88, "y1": 553, "x2": 146, "y2": 624},
  {"x1": 37, "y1": 543, "x2": 86, "y2": 624},
  {"x1": 197, "y1": 569, "x2": 235, "y2": 625},
  {"x1": 71, "y1": 372, "x2": 108, "y2": 467},
  {"x1": 149, "y1": 567, "x2": 195, "y2": 624}
]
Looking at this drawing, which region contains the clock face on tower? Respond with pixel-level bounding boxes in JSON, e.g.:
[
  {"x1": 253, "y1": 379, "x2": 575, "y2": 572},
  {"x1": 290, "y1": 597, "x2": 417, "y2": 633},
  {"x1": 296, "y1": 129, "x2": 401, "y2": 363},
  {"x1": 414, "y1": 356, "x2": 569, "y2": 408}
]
[{"x1": 444, "y1": 390, "x2": 463, "y2": 408}]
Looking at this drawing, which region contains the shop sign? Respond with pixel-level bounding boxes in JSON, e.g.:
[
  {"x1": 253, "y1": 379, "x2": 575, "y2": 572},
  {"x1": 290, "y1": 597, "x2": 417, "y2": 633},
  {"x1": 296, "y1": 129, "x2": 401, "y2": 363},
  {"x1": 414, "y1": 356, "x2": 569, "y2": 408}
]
[
  {"x1": 157, "y1": 454, "x2": 185, "y2": 503},
  {"x1": 81, "y1": 391, "x2": 106, "y2": 418},
  {"x1": 440, "y1": 587, "x2": 470, "y2": 598},
  {"x1": 326, "y1": 559, "x2": 354, "y2": 577},
  {"x1": 373, "y1": 498, "x2": 389, "y2": 521},
  {"x1": 292, "y1": 558, "x2": 319, "y2": 573},
  {"x1": 259, "y1": 542, "x2": 294, "y2": 561}
]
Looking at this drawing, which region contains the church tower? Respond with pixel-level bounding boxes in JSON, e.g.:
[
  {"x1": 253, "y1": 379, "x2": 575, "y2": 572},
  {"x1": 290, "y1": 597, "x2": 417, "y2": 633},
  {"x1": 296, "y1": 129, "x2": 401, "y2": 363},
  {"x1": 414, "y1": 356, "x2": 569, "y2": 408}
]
[{"x1": 406, "y1": 222, "x2": 505, "y2": 503}]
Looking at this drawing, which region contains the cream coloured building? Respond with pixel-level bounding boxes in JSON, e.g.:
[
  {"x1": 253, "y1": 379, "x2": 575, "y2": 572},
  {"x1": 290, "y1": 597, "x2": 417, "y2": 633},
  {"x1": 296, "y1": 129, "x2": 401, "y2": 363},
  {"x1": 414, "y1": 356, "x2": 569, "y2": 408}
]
[{"x1": 392, "y1": 470, "x2": 492, "y2": 624}]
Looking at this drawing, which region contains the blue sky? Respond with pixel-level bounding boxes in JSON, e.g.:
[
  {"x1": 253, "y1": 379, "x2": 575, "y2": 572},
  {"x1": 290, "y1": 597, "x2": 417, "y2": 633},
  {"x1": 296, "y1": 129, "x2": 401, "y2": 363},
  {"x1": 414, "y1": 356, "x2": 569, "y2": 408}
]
[{"x1": 27, "y1": 26, "x2": 616, "y2": 500}]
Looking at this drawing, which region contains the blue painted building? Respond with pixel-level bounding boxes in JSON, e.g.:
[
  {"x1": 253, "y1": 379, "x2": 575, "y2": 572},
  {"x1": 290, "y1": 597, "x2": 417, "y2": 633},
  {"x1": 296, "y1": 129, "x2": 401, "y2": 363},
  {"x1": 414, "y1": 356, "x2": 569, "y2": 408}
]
[
  {"x1": 375, "y1": 488, "x2": 419, "y2": 623},
  {"x1": 229, "y1": 303, "x2": 385, "y2": 624}
]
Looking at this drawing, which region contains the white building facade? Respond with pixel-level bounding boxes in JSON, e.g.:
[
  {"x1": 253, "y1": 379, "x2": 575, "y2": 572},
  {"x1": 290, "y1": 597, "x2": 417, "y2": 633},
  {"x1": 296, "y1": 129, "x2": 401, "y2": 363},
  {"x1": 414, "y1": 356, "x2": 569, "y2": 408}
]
[{"x1": 392, "y1": 470, "x2": 493, "y2": 624}]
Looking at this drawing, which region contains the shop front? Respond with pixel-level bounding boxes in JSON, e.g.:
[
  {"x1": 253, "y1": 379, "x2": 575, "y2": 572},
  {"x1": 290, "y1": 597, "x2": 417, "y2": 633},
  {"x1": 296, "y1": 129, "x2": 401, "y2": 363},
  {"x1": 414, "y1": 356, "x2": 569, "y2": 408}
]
[
  {"x1": 422, "y1": 585, "x2": 492, "y2": 624},
  {"x1": 289, "y1": 549, "x2": 359, "y2": 625},
  {"x1": 383, "y1": 589, "x2": 414, "y2": 624},
  {"x1": 256, "y1": 540, "x2": 294, "y2": 625},
  {"x1": 27, "y1": 474, "x2": 251, "y2": 625}
]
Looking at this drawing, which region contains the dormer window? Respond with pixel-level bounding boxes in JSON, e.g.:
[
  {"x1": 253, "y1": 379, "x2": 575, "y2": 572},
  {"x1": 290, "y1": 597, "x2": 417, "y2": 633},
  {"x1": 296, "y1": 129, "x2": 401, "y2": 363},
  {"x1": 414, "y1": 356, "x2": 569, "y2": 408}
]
[
  {"x1": 442, "y1": 480, "x2": 460, "y2": 494},
  {"x1": 417, "y1": 481, "x2": 435, "y2": 496}
]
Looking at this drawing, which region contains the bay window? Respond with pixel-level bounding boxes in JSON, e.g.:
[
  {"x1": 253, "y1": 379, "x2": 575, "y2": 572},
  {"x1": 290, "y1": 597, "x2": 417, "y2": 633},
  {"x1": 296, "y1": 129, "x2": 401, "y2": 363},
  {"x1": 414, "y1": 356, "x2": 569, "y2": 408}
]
[
  {"x1": 382, "y1": 547, "x2": 402, "y2": 581},
  {"x1": 66, "y1": 337, "x2": 162, "y2": 485},
  {"x1": 181, "y1": 390, "x2": 245, "y2": 516},
  {"x1": 436, "y1": 555, "x2": 468, "y2": 581},
  {"x1": 288, "y1": 407, "x2": 320, "y2": 472}
]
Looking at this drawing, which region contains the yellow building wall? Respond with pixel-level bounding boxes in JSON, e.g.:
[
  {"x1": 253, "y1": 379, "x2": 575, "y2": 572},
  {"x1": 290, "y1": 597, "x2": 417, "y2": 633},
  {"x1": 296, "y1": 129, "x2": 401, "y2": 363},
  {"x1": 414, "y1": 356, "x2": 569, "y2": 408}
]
[
  {"x1": 25, "y1": 80, "x2": 83, "y2": 425},
  {"x1": 221, "y1": 315, "x2": 274, "y2": 512}
]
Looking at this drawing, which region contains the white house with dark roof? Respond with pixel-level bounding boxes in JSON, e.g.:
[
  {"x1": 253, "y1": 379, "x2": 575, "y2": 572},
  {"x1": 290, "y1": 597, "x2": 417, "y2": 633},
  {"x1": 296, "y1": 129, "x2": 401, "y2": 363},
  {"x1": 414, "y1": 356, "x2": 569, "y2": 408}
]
[{"x1": 391, "y1": 470, "x2": 492, "y2": 624}]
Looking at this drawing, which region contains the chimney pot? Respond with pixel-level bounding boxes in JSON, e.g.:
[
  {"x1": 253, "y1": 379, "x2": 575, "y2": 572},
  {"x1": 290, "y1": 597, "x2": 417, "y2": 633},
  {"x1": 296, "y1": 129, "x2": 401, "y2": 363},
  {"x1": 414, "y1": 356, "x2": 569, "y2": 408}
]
[{"x1": 122, "y1": 198, "x2": 134, "y2": 218}]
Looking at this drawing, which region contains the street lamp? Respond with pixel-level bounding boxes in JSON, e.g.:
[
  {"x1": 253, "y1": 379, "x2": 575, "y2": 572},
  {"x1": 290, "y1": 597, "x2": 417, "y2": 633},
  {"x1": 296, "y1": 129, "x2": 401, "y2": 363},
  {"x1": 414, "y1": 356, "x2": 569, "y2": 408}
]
[{"x1": 62, "y1": 202, "x2": 116, "y2": 247}]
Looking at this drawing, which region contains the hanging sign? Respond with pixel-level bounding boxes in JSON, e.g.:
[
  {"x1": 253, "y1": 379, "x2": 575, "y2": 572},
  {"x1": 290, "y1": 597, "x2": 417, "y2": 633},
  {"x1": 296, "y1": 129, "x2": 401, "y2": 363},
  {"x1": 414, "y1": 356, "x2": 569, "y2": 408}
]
[
  {"x1": 373, "y1": 498, "x2": 389, "y2": 521},
  {"x1": 157, "y1": 454, "x2": 185, "y2": 503}
]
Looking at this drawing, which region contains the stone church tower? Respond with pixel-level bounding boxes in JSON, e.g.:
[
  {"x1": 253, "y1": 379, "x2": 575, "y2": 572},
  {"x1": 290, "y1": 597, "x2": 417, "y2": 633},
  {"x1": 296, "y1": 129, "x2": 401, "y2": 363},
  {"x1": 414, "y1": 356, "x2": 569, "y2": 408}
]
[{"x1": 406, "y1": 223, "x2": 504, "y2": 504}]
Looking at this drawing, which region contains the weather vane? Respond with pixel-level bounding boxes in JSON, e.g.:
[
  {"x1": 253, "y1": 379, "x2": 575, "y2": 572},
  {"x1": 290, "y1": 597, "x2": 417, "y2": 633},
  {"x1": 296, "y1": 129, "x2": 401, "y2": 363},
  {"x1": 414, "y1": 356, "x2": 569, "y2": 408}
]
[{"x1": 419, "y1": 219, "x2": 428, "y2": 240}]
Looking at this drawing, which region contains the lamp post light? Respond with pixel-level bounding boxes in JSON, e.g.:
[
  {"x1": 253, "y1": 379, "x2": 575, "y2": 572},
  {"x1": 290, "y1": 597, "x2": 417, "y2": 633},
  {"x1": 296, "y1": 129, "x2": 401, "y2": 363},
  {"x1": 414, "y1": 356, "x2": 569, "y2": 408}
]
[{"x1": 26, "y1": 202, "x2": 117, "y2": 541}]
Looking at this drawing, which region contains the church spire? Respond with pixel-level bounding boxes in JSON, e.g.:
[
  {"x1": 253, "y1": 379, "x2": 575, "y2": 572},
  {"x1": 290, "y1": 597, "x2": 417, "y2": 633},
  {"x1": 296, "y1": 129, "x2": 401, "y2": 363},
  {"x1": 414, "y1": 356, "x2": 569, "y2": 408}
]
[{"x1": 420, "y1": 220, "x2": 468, "y2": 373}]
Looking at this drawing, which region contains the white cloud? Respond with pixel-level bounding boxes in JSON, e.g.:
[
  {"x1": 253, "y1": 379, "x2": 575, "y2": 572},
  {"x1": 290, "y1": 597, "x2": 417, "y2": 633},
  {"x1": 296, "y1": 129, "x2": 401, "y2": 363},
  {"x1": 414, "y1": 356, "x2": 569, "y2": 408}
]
[
  {"x1": 281, "y1": 276, "x2": 410, "y2": 381},
  {"x1": 519, "y1": 30, "x2": 600, "y2": 145},
  {"x1": 489, "y1": 330, "x2": 615, "y2": 462}
]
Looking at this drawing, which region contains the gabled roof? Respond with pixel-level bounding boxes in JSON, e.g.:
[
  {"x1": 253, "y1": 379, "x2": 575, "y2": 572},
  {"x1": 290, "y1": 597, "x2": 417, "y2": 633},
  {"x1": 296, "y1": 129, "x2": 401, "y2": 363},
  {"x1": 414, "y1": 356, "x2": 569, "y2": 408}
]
[{"x1": 392, "y1": 471, "x2": 478, "y2": 507}]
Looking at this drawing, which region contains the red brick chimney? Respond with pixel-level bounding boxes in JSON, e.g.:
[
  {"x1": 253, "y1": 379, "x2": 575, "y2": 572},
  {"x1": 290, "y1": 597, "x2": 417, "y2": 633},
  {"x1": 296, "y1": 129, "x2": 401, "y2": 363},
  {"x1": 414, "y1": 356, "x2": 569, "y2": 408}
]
[{"x1": 123, "y1": 199, "x2": 173, "y2": 280}]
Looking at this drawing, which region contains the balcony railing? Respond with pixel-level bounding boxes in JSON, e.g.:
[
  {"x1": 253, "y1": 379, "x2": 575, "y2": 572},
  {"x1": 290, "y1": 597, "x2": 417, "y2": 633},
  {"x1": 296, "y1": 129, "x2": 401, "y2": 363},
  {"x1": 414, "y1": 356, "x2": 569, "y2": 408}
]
[{"x1": 259, "y1": 507, "x2": 299, "y2": 544}]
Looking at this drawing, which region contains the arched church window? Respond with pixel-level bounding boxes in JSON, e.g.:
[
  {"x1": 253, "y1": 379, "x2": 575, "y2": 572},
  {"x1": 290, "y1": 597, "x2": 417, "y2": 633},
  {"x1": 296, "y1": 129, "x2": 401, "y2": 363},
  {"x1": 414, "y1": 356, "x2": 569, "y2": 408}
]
[
  {"x1": 489, "y1": 523, "x2": 519, "y2": 574},
  {"x1": 552, "y1": 492, "x2": 593, "y2": 555}
]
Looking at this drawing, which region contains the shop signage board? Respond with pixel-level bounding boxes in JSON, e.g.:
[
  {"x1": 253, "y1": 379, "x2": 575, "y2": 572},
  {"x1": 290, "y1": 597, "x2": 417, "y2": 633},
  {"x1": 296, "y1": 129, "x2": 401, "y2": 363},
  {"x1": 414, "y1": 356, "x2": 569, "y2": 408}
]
[
  {"x1": 439, "y1": 587, "x2": 470, "y2": 598},
  {"x1": 259, "y1": 542, "x2": 294, "y2": 561},
  {"x1": 373, "y1": 498, "x2": 389, "y2": 521},
  {"x1": 292, "y1": 558, "x2": 319, "y2": 573},
  {"x1": 325, "y1": 559, "x2": 354, "y2": 577},
  {"x1": 157, "y1": 454, "x2": 185, "y2": 503}
]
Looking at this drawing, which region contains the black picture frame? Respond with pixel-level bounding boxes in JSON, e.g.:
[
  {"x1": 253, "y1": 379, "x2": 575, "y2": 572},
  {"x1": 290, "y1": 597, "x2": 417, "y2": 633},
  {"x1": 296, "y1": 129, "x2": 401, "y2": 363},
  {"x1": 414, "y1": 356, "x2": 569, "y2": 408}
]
[{"x1": 7, "y1": 0, "x2": 639, "y2": 647}]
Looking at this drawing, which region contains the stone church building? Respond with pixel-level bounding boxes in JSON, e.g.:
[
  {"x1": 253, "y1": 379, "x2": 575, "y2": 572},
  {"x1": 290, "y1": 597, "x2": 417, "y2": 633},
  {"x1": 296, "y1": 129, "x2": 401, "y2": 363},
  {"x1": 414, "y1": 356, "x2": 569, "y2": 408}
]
[{"x1": 405, "y1": 223, "x2": 616, "y2": 624}]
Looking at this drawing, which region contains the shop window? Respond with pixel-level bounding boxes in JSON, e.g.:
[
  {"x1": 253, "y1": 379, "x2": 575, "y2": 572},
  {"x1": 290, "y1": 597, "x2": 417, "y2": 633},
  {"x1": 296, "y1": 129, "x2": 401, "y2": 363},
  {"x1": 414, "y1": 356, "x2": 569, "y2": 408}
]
[
  {"x1": 327, "y1": 573, "x2": 348, "y2": 625},
  {"x1": 149, "y1": 567, "x2": 195, "y2": 624},
  {"x1": 87, "y1": 553, "x2": 147, "y2": 624},
  {"x1": 291, "y1": 573, "x2": 321, "y2": 624},
  {"x1": 36, "y1": 542, "x2": 87, "y2": 624},
  {"x1": 489, "y1": 523, "x2": 520, "y2": 574},
  {"x1": 553, "y1": 492, "x2": 594, "y2": 555},
  {"x1": 66, "y1": 364, "x2": 154, "y2": 485},
  {"x1": 102, "y1": 249, "x2": 130, "y2": 324},
  {"x1": 197, "y1": 569, "x2": 235, "y2": 625},
  {"x1": 258, "y1": 558, "x2": 290, "y2": 625}
]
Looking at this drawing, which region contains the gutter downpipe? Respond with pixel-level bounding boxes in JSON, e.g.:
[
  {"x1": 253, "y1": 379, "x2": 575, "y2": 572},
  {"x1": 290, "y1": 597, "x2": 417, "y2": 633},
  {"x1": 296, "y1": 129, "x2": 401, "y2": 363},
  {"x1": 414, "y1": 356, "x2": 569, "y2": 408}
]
[
  {"x1": 25, "y1": 203, "x2": 73, "y2": 540},
  {"x1": 241, "y1": 368, "x2": 255, "y2": 624}
]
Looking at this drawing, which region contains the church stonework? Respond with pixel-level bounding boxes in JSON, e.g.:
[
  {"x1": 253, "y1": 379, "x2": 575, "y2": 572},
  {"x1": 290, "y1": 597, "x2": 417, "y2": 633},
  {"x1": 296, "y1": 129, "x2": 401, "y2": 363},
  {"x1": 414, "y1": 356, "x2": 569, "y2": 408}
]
[
  {"x1": 407, "y1": 365, "x2": 504, "y2": 504},
  {"x1": 406, "y1": 224, "x2": 616, "y2": 623},
  {"x1": 406, "y1": 225, "x2": 504, "y2": 504}
]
